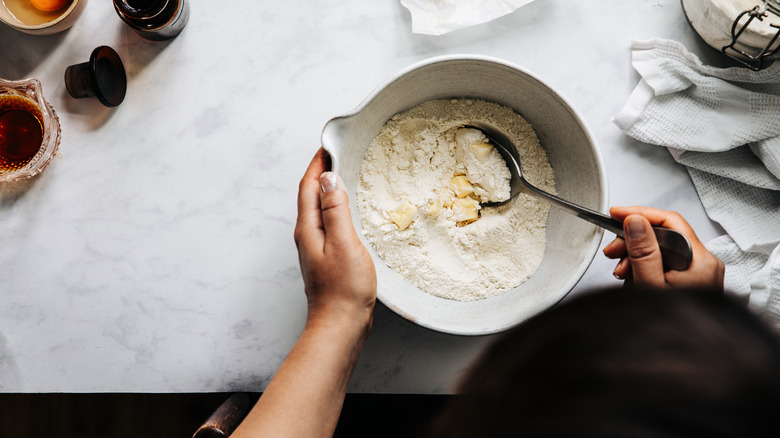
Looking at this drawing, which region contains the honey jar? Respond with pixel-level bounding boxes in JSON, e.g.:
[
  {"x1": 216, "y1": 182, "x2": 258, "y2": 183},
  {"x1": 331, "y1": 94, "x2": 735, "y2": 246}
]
[{"x1": 0, "y1": 78, "x2": 61, "y2": 182}]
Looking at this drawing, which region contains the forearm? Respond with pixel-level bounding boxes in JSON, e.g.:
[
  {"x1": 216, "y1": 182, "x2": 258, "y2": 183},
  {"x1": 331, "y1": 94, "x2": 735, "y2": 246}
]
[
  {"x1": 235, "y1": 151, "x2": 378, "y2": 437},
  {"x1": 232, "y1": 307, "x2": 372, "y2": 438}
]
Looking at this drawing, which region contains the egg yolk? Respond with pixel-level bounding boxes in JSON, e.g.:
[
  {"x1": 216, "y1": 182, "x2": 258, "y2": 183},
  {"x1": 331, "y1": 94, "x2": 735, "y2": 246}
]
[{"x1": 28, "y1": 0, "x2": 68, "y2": 12}]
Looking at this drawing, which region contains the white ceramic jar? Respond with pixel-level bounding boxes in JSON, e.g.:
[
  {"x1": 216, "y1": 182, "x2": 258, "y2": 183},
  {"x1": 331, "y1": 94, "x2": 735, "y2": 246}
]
[{"x1": 682, "y1": 0, "x2": 780, "y2": 69}]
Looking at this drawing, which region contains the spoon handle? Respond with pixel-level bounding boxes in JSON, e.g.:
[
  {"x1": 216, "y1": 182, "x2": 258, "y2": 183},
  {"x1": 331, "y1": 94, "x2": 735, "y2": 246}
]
[{"x1": 522, "y1": 184, "x2": 693, "y2": 271}]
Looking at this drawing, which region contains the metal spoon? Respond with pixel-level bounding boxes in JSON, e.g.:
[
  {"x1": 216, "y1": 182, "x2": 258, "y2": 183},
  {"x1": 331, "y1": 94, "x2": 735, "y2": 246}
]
[{"x1": 465, "y1": 123, "x2": 693, "y2": 271}]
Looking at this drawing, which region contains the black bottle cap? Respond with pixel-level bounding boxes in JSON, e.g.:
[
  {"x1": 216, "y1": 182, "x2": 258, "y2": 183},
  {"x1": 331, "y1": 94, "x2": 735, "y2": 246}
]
[
  {"x1": 116, "y1": 0, "x2": 166, "y2": 16},
  {"x1": 123, "y1": 0, "x2": 161, "y2": 11},
  {"x1": 65, "y1": 46, "x2": 127, "y2": 108}
]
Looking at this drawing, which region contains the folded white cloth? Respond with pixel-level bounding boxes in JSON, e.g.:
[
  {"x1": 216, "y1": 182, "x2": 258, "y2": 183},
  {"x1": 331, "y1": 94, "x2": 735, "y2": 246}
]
[
  {"x1": 614, "y1": 39, "x2": 780, "y2": 324},
  {"x1": 400, "y1": 0, "x2": 535, "y2": 35}
]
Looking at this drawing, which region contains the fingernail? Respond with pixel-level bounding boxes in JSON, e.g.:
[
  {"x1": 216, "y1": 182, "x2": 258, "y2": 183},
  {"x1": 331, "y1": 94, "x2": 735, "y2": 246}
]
[
  {"x1": 625, "y1": 216, "x2": 646, "y2": 239},
  {"x1": 612, "y1": 259, "x2": 625, "y2": 280},
  {"x1": 320, "y1": 172, "x2": 341, "y2": 193}
]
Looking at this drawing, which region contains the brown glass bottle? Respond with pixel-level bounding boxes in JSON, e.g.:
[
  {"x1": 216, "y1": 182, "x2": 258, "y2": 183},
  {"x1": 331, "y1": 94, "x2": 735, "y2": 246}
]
[{"x1": 113, "y1": 0, "x2": 189, "y2": 41}]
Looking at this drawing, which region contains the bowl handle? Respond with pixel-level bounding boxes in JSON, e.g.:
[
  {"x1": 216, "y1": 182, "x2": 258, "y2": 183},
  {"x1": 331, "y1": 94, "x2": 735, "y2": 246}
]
[{"x1": 321, "y1": 115, "x2": 357, "y2": 174}]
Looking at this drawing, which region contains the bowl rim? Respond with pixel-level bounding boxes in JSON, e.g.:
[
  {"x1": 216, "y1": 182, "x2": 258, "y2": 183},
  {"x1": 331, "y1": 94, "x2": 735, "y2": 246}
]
[
  {"x1": 0, "y1": 0, "x2": 82, "y2": 30},
  {"x1": 323, "y1": 54, "x2": 609, "y2": 335}
]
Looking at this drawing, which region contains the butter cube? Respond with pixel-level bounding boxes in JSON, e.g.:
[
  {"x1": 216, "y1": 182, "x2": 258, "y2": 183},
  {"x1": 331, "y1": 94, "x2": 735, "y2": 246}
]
[
  {"x1": 427, "y1": 199, "x2": 443, "y2": 216},
  {"x1": 451, "y1": 198, "x2": 480, "y2": 224},
  {"x1": 449, "y1": 175, "x2": 474, "y2": 198},
  {"x1": 469, "y1": 142, "x2": 494, "y2": 161},
  {"x1": 440, "y1": 192, "x2": 454, "y2": 208},
  {"x1": 388, "y1": 200, "x2": 417, "y2": 230}
]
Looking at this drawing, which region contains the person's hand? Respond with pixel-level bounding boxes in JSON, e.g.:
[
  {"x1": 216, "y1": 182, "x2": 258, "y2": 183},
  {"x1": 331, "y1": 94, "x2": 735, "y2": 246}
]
[
  {"x1": 603, "y1": 206, "x2": 724, "y2": 291},
  {"x1": 231, "y1": 149, "x2": 377, "y2": 438},
  {"x1": 294, "y1": 148, "x2": 377, "y2": 329}
]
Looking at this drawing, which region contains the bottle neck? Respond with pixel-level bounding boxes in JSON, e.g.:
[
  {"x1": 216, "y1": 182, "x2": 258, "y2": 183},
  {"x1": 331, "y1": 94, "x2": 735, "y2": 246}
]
[{"x1": 115, "y1": 0, "x2": 170, "y2": 20}]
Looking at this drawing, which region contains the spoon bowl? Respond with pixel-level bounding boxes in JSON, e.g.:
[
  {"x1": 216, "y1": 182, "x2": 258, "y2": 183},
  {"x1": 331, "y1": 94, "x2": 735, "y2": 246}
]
[{"x1": 468, "y1": 122, "x2": 693, "y2": 272}]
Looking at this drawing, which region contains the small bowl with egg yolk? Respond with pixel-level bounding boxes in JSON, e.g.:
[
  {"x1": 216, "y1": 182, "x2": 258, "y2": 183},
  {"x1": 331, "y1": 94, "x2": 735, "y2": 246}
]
[{"x1": 0, "y1": 0, "x2": 88, "y2": 35}]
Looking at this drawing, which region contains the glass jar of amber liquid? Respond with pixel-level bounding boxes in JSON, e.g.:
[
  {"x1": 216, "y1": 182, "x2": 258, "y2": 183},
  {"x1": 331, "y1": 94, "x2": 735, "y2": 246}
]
[
  {"x1": 113, "y1": 0, "x2": 189, "y2": 41},
  {"x1": 0, "y1": 78, "x2": 61, "y2": 182}
]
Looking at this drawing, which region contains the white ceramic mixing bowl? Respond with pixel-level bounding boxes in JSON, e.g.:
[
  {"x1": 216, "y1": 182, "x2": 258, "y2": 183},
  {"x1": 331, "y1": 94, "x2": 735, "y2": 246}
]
[{"x1": 321, "y1": 55, "x2": 607, "y2": 335}]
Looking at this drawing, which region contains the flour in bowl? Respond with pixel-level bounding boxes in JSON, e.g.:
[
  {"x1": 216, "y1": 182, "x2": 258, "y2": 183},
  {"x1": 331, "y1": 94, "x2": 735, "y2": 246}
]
[{"x1": 357, "y1": 99, "x2": 555, "y2": 301}]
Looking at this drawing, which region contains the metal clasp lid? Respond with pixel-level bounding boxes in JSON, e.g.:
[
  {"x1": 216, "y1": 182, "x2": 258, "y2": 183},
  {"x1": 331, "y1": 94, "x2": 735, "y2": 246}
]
[{"x1": 723, "y1": 0, "x2": 780, "y2": 70}]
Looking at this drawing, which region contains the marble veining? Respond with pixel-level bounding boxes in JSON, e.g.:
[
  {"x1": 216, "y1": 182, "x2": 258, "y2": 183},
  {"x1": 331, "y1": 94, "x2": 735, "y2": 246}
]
[{"x1": 0, "y1": 0, "x2": 726, "y2": 393}]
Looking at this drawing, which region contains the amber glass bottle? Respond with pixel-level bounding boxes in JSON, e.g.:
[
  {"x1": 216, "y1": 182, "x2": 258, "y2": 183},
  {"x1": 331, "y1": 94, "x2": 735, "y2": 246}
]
[{"x1": 113, "y1": 0, "x2": 189, "y2": 41}]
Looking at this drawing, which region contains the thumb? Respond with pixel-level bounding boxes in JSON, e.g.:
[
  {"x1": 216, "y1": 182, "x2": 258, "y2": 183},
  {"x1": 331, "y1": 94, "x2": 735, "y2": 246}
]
[
  {"x1": 319, "y1": 172, "x2": 358, "y2": 244},
  {"x1": 623, "y1": 215, "x2": 666, "y2": 288}
]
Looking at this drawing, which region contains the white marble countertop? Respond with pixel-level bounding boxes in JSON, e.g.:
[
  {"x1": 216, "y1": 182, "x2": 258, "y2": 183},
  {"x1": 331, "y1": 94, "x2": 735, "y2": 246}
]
[{"x1": 0, "y1": 0, "x2": 729, "y2": 393}]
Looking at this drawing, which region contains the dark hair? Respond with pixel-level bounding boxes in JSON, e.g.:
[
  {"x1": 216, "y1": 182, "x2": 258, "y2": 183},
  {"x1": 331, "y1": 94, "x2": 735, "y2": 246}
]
[{"x1": 428, "y1": 288, "x2": 780, "y2": 437}]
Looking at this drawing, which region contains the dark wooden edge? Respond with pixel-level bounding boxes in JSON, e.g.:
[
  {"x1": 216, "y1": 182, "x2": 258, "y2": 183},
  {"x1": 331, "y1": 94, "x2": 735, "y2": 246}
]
[{"x1": 192, "y1": 393, "x2": 260, "y2": 438}]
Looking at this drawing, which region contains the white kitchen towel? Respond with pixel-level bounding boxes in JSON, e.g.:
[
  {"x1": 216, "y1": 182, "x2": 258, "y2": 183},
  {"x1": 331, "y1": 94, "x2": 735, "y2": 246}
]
[
  {"x1": 613, "y1": 39, "x2": 780, "y2": 322},
  {"x1": 400, "y1": 0, "x2": 535, "y2": 35}
]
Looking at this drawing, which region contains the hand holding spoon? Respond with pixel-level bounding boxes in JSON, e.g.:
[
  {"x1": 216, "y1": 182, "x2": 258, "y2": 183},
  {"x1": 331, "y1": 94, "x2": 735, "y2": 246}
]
[{"x1": 465, "y1": 123, "x2": 693, "y2": 271}]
